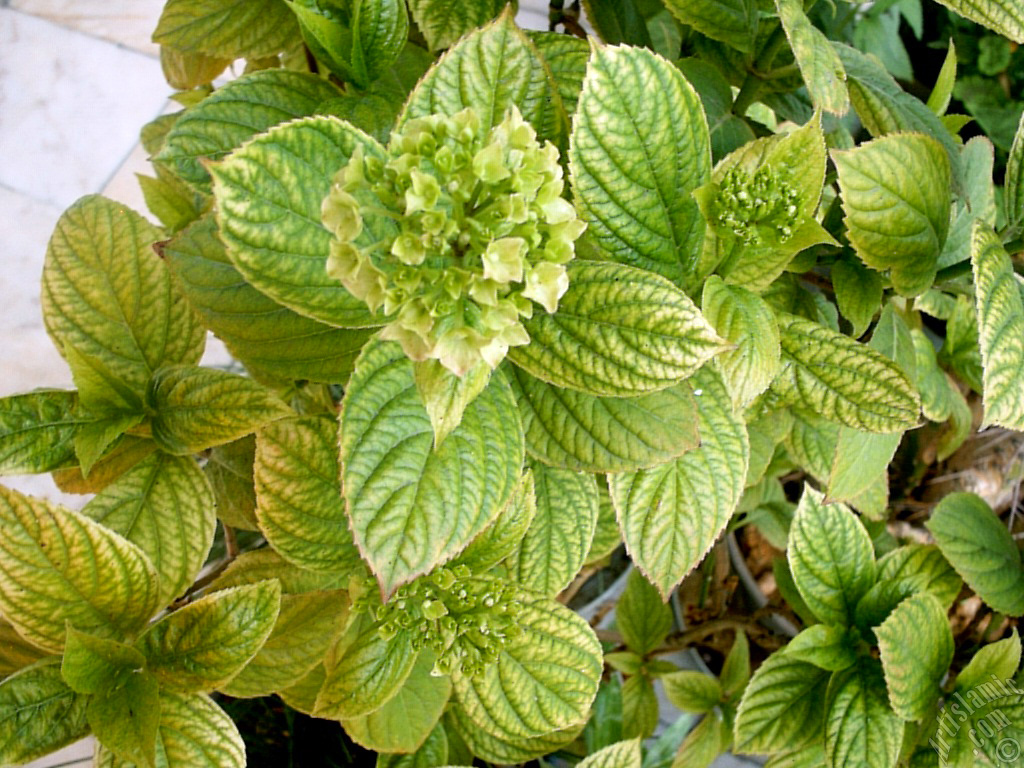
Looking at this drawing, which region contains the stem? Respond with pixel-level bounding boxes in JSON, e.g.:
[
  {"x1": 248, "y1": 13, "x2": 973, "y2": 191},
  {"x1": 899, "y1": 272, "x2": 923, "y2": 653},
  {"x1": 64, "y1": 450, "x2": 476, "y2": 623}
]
[
  {"x1": 224, "y1": 524, "x2": 239, "y2": 559},
  {"x1": 732, "y1": 24, "x2": 790, "y2": 116}
]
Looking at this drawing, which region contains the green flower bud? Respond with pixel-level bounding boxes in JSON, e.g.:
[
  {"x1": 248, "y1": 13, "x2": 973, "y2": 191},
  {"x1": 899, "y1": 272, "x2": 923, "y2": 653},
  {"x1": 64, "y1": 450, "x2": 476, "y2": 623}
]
[{"x1": 322, "y1": 105, "x2": 586, "y2": 375}]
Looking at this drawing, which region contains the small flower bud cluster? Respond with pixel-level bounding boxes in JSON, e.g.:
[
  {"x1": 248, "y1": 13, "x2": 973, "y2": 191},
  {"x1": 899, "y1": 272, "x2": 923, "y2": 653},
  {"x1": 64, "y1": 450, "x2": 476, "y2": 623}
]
[
  {"x1": 374, "y1": 566, "x2": 524, "y2": 678},
  {"x1": 322, "y1": 106, "x2": 586, "y2": 376},
  {"x1": 714, "y1": 165, "x2": 800, "y2": 245}
]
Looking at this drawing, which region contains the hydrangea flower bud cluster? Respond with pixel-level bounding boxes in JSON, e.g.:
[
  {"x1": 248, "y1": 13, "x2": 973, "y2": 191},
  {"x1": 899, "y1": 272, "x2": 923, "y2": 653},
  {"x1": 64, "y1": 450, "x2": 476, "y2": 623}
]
[
  {"x1": 322, "y1": 106, "x2": 586, "y2": 375},
  {"x1": 372, "y1": 566, "x2": 524, "y2": 678},
  {"x1": 714, "y1": 165, "x2": 800, "y2": 245}
]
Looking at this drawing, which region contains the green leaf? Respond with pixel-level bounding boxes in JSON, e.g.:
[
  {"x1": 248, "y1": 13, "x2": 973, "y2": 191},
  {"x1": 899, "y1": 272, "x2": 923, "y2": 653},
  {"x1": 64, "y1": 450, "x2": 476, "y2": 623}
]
[
  {"x1": 662, "y1": 671, "x2": 723, "y2": 714},
  {"x1": 87, "y1": 669, "x2": 160, "y2": 768},
  {"x1": 579, "y1": 738, "x2": 643, "y2": 768},
  {"x1": 400, "y1": 11, "x2": 565, "y2": 148},
  {"x1": 0, "y1": 390, "x2": 80, "y2": 475},
  {"x1": 82, "y1": 452, "x2": 216, "y2": 607},
  {"x1": 971, "y1": 221, "x2": 1024, "y2": 430},
  {"x1": 835, "y1": 44, "x2": 962, "y2": 186},
  {"x1": 341, "y1": 651, "x2": 452, "y2": 753},
  {"x1": 956, "y1": 629, "x2": 1021, "y2": 692},
  {"x1": 376, "y1": 722, "x2": 448, "y2": 768},
  {"x1": 254, "y1": 416, "x2": 364, "y2": 575},
  {"x1": 154, "y1": 0, "x2": 300, "y2": 59},
  {"x1": 929, "y1": 0, "x2": 1024, "y2": 42},
  {"x1": 702, "y1": 276, "x2": 781, "y2": 407},
  {"x1": 586, "y1": 482, "x2": 622, "y2": 564},
  {"x1": 314, "y1": 616, "x2": 417, "y2": 719},
  {"x1": 136, "y1": 581, "x2": 282, "y2": 692},
  {"x1": 772, "y1": 313, "x2": 920, "y2": 433},
  {"x1": 721, "y1": 630, "x2": 751, "y2": 697},
  {"x1": 341, "y1": 341, "x2": 523, "y2": 596},
  {"x1": 825, "y1": 659, "x2": 903, "y2": 768},
  {"x1": 413, "y1": 360, "x2": 491, "y2": 448},
  {"x1": 0, "y1": 486, "x2": 160, "y2": 653},
  {"x1": 775, "y1": 0, "x2": 848, "y2": 114},
  {"x1": 0, "y1": 660, "x2": 89, "y2": 765},
  {"x1": 1005, "y1": 111, "x2": 1024, "y2": 230},
  {"x1": 137, "y1": 171, "x2": 201, "y2": 234},
  {"x1": 62, "y1": 626, "x2": 147, "y2": 695},
  {"x1": 734, "y1": 651, "x2": 831, "y2": 753},
  {"x1": 407, "y1": 0, "x2": 506, "y2": 51},
  {"x1": 876, "y1": 592, "x2": 953, "y2": 721},
  {"x1": 611, "y1": 366, "x2": 748, "y2": 598},
  {"x1": 833, "y1": 133, "x2": 951, "y2": 297},
  {"x1": 569, "y1": 43, "x2": 710, "y2": 288},
  {"x1": 209, "y1": 115, "x2": 387, "y2": 328},
  {"x1": 506, "y1": 464, "x2": 599, "y2": 597},
  {"x1": 581, "y1": 0, "x2": 653, "y2": 47},
  {"x1": 219, "y1": 589, "x2": 348, "y2": 698},
  {"x1": 939, "y1": 294, "x2": 984, "y2": 394},
  {"x1": 671, "y1": 712, "x2": 729, "y2": 768},
  {"x1": 831, "y1": 259, "x2": 882, "y2": 338},
  {"x1": 622, "y1": 673, "x2": 659, "y2": 740},
  {"x1": 0, "y1": 620, "x2": 50, "y2": 679},
  {"x1": 785, "y1": 625, "x2": 857, "y2": 672},
  {"x1": 788, "y1": 485, "x2": 875, "y2": 626},
  {"x1": 42, "y1": 196, "x2": 205, "y2": 411},
  {"x1": 444, "y1": 704, "x2": 584, "y2": 764},
  {"x1": 204, "y1": 437, "x2": 258, "y2": 530},
  {"x1": 455, "y1": 470, "x2": 537, "y2": 571},
  {"x1": 853, "y1": 578, "x2": 920, "y2": 635},
  {"x1": 94, "y1": 691, "x2": 246, "y2": 768},
  {"x1": 156, "y1": 70, "x2": 342, "y2": 191},
  {"x1": 453, "y1": 593, "x2": 602, "y2": 739},
  {"x1": 508, "y1": 366, "x2": 699, "y2": 473},
  {"x1": 827, "y1": 306, "x2": 913, "y2": 505},
  {"x1": 962, "y1": 136, "x2": 997, "y2": 227},
  {"x1": 616, "y1": 568, "x2": 673, "y2": 656},
  {"x1": 208, "y1": 548, "x2": 349, "y2": 594},
  {"x1": 876, "y1": 544, "x2": 962, "y2": 609},
  {"x1": 350, "y1": 0, "x2": 409, "y2": 87},
  {"x1": 926, "y1": 492, "x2": 1024, "y2": 616},
  {"x1": 662, "y1": 0, "x2": 757, "y2": 53},
  {"x1": 149, "y1": 365, "x2": 292, "y2": 455},
  {"x1": 528, "y1": 31, "x2": 589, "y2": 115},
  {"x1": 929, "y1": 43, "x2": 956, "y2": 116},
  {"x1": 509, "y1": 262, "x2": 725, "y2": 397},
  {"x1": 164, "y1": 216, "x2": 374, "y2": 384}
]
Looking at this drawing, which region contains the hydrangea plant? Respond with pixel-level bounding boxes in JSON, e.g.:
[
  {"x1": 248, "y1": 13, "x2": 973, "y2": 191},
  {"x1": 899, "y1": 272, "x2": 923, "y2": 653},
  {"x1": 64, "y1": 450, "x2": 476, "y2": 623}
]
[{"x1": 2, "y1": 0, "x2": 1024, "y2": 767}]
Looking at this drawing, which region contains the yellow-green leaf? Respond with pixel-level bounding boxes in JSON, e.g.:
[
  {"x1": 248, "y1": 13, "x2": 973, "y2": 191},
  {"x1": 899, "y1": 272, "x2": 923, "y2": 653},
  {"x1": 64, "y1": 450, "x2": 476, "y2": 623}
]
[
  {"x1": 824, "y1": 659, "x2": 903, "y2": 768},
  {"x1": 83, "y1": 453, "x2": 216, "y2": 606},
  {"x1": 340, "y1": 341, "x2": 523, "y2": 597},
  {"x1": 876, "y1": 592, "x2": 953, "y2": 721},
  {"x1": 579, "y1": 738, "x2": 642, "y2": 768},
  {"x1": 833, "y1": 133, "x2": 951, "y2": 297},
  {"x1": 42, "y1": 196, "x2": 205, "y2": 411},
  {"x1": 506, "y1": 463, "x2": 599, "y2": 597},
  {"x1": 772, "y1": 313, "x2": 920, "y2": 433},
  {"x1": 0, "y1": 486, "x2": 160, "y2": 653},
  {"x1": 508, "y1": 262, "x2": 725, "y2": 397},
  {"x1": 569, "y1": 44, "x2": 710, "y2": 287},
  {"x1": 0, "y1": 660, "x2": 89, "y2": 765},
  {"x1": 453, "y1": 594, "x2": 602, "y2": 739},
  {"x1": 154, "y1": 0, "x2": 299, "y2": 59},
  {"x1": 164, "y1": 216, "x2": 374, "y2": 384},
  {"x1": 136, "y1": 581, "x2": 282, "y2": 693},
  {"x1": 255, "y1": 415, "x2": 364, "y2": 575},
  {"x1": 209, "y1": 116, "x2": 387, "y2": 328},
  {"x1": 0, "y1": 390, "x2": 80, "y2": 475},
  {"x1": 341, "y1": 650, "x2": 452, "y2": 753},
  {"x1": 408, "y1": 0, "x2": 506, "y2": 51},
  {"x1": 775, "y1": 0, "x2": 848, "y2": 114},
  {"x1": 219, "y1": 589, "x2": 348, "y2": 698},
  {"x1": 611, "y1": 366, "x2": 748, "y2": 598},
  {"x1": 970, "y1": 221, "x2": 1024, "y2": 430},
  {"x1": 455, "y1": 470, "x2": 538, "y2": 572},
  {"x1": 149, "y1": 365, "x2": 292, "y2": 455}
]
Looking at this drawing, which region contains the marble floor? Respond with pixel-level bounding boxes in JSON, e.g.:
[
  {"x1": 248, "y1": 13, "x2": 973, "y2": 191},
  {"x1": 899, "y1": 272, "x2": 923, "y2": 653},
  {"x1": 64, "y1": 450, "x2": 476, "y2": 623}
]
[{"x1": 0, "y1": 3, "x2": 755, "y2": 767}]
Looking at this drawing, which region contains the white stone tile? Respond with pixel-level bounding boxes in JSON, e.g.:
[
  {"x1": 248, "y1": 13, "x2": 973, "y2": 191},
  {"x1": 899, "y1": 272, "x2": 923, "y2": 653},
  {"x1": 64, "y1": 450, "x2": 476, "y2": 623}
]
[
  {"x1": 22, "y1": 736, "x2": 95, "y2": 768},
  {"x1": 101, "y1": 138, "x2": 157, "y2": 221},
  {"x1": 0, "y1": 186, "x2": 73, "y2": 397},
  {"x1": 0, "y1": 9, "x2": 169, "y2": 208},
  {"x1": 10, "y1": 0, "x2": 163, "y2": 56}
]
